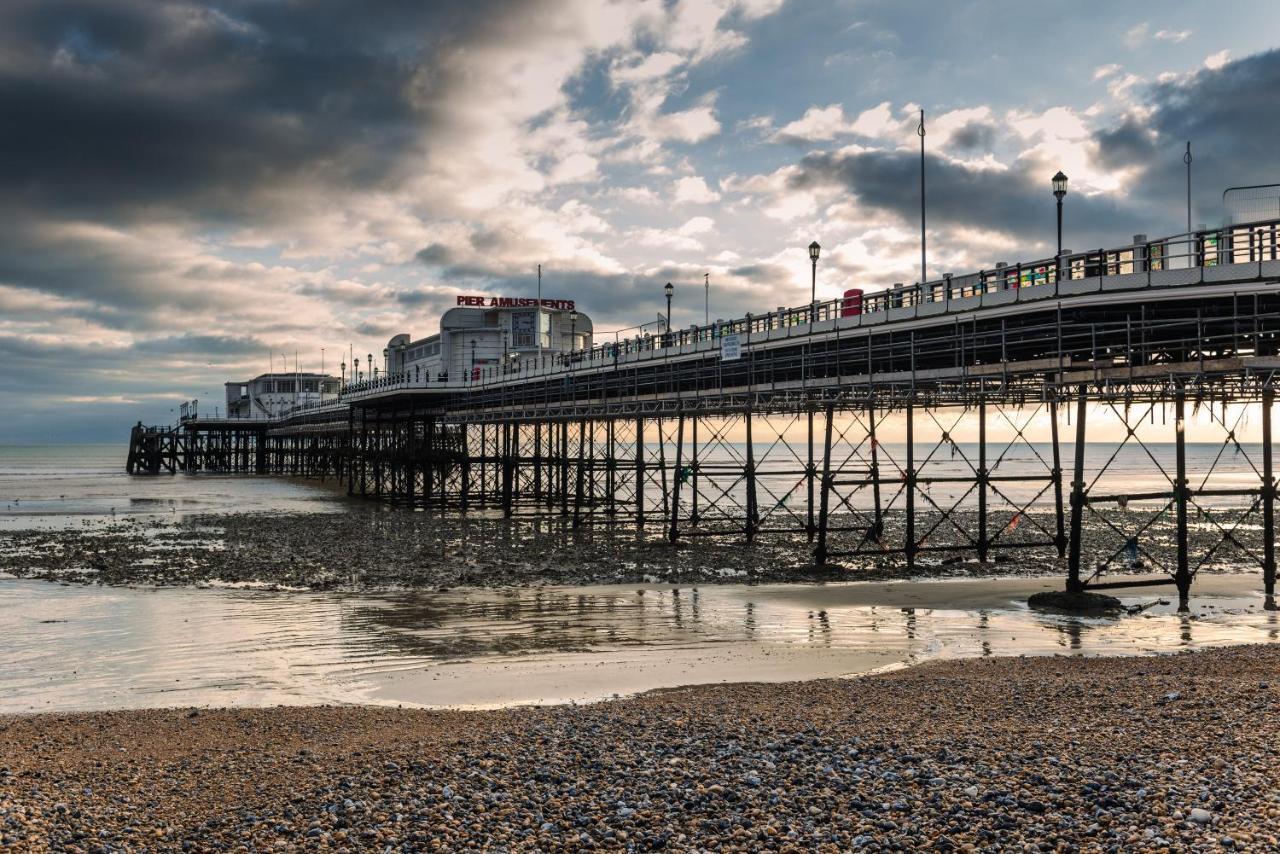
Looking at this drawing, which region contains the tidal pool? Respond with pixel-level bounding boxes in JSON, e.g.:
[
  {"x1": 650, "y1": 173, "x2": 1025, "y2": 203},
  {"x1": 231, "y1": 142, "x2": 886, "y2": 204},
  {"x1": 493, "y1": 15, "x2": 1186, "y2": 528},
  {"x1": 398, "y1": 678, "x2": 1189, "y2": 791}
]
[{"x1": 3, "y1": 573, "x2": 1278, "y2": 713}]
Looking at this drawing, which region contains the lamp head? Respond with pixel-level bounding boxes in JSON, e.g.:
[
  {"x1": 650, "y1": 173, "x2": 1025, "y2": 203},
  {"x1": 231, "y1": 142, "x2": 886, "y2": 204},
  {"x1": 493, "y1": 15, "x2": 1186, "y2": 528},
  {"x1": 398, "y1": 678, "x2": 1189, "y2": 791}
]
[
  {"x1": 1052, "y1": 171, "x2": 1068, "y2": 200},
  {"x1": 808, "y1": 240, "x2": 821, "y2": 261},
  {"x1": 664, "y1": 281, "x2": 674, "y2": 298}
]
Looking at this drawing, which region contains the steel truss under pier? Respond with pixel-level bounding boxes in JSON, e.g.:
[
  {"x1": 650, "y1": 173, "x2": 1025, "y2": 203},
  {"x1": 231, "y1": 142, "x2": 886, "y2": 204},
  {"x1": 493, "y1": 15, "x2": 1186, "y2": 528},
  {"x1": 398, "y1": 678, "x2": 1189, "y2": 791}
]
[
  {"x1": 126, "y1": 228, "x2": 1280, "y2": 608},
  {"x1": 135, "y1": 376, "x2": 1278, "y2": 611}
]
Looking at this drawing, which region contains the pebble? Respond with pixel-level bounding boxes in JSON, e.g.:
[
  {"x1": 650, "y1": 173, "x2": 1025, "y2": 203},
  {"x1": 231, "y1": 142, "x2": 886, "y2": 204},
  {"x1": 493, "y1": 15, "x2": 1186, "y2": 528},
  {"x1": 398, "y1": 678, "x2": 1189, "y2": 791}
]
[{"x1": 3, "y1": 644, "x2": 1278, "y2": 850}]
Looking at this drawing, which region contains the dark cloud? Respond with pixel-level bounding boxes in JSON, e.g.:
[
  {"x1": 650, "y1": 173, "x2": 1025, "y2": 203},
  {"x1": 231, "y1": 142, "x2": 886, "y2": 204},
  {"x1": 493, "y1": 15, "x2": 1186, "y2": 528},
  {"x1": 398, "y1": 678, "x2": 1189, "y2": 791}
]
[
  {"x1": 414, "y1": 244, "x2": 454, "y2": 266},
  {"x1": 0, "y1": 0, "x2": 478, "y2": 225},
  {"x1": 948, "y1": 120, "x2": 996, "y2": 152},
  {"x1": 1093, "y1": 119, "x2": 1156, "y2": 171},
  {"x1": 1094, "y1": 49, "x2": 1280, "y2": 229},
  {"x1": 131, "y1": 333, "x2": 267, "y2": 358},
  {"x1": 729, "y1": 262, "x2": 787, "y2": 281},
  {"x1": 791, "y1": 148, "x2": 1136, "y2": 256}
]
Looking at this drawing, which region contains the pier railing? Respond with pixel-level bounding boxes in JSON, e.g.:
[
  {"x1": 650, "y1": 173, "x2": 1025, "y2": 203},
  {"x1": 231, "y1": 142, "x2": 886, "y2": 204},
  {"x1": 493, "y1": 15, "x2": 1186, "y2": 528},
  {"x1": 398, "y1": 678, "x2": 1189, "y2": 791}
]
[{"x1": 320, "y1": 216, "x2": 1280, "y2": 402}]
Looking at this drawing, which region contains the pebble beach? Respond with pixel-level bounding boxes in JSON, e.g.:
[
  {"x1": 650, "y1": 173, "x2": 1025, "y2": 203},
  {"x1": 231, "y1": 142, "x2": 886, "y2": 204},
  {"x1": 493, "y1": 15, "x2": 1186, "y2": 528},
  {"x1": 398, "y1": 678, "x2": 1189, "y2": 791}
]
[{"x1": 5, "y1": 644, "x2": 1280, "y2": 851}]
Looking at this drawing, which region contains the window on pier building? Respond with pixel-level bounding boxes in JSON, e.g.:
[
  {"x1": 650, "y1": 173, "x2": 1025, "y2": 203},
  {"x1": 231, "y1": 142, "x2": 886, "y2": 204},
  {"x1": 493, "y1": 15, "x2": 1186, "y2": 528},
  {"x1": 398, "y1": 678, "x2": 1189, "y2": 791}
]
[{"x1": 511, "y1": 310, "x2": 535, "y2": 348}]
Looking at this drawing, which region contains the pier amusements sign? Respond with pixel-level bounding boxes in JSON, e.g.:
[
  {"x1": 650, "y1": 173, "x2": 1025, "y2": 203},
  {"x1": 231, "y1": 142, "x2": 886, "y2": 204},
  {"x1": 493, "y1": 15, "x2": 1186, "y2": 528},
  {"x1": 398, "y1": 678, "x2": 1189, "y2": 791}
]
[{"x1": 457, "y1": 295, "x2": 576, "y2": 310}]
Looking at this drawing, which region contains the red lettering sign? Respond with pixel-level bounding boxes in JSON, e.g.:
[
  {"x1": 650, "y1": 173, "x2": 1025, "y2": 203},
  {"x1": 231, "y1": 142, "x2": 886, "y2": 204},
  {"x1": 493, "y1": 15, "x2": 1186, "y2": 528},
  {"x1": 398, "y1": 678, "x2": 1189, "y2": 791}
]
[{"x1": 455, "y1": 295, "x2": 575, "y2": 310}]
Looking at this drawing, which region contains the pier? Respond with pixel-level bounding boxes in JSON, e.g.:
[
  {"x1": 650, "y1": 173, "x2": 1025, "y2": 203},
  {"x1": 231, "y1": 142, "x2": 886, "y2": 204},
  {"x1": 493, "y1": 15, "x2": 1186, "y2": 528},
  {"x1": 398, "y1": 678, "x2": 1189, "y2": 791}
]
[{"x1": 128, "y1": 219, "x2": 1280, "y2": 607}]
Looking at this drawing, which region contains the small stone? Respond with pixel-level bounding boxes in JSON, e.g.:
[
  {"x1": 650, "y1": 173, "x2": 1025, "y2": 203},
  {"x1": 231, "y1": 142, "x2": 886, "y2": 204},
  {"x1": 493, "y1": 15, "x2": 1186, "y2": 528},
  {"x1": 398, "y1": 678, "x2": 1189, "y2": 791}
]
[{"x1": 1190, "y1": 808, "x2": 1213, "y2": 825}]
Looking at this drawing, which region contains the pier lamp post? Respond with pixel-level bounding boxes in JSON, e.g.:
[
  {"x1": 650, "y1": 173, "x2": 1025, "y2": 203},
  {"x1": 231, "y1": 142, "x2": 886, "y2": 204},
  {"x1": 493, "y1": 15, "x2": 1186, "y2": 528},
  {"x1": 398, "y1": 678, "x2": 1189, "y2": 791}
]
[
  {"x1": 664, "y1": 282, "x2": 673, "y2": 335},
  {"x1": 340, "y1": 361, "x2": 346, "y2": 391},
  {"x1": 367, "y1": 353, "x2": 373, "y2": 383},
  {"x1": 808, "y1": 240, "x2": 821, "y2": 312},
  {"x1": 354, "y1": 357, "x2": 360, "y2": 383},
  {"x1": 570, "y1": 310, "x2": 578, "y2": 352},
  {"x1": 1052, "y1": 171, "x2": 1068, "y2": 256}
]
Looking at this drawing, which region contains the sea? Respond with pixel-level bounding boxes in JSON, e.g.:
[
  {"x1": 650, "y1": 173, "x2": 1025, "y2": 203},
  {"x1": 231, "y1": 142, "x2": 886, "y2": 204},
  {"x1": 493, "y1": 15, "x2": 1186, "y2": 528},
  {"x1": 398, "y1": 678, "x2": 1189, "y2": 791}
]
[{"x1": 0, "y1": 441, "x2": 1265, "y2": 530}]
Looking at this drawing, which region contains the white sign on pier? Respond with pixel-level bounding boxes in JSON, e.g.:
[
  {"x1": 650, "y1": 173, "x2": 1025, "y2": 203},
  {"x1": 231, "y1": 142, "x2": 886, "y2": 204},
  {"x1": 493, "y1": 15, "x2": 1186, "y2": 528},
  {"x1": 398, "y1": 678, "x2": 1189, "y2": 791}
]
[{"x1": 720, "y1": 333, "x2": 742, "y2": 361}]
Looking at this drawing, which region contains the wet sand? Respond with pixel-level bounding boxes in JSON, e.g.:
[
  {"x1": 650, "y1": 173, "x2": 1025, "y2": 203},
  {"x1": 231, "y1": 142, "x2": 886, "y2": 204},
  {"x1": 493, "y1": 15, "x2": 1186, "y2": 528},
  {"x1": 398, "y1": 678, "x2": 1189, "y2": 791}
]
[
  {"x1": 5, "y1": 644, "x2": 1280, "y2": 850},
  {"x1": 5, "y1": 572, "x2": 1279, "y2": 714}
]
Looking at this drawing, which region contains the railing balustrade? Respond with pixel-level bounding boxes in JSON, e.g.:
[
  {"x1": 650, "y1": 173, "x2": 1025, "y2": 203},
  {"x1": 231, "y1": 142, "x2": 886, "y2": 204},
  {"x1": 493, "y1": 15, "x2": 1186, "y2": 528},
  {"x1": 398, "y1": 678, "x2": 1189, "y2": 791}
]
[{"x1": 312, "y1": 216, "x2": 1280, "y2": 405}]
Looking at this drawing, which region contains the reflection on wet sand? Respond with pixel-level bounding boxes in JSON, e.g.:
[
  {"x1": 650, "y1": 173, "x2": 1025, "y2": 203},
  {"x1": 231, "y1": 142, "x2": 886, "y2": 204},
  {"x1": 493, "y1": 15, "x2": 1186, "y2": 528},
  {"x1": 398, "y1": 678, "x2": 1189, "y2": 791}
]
[{"x1": 3, "y1": 573, "x2": 1279, "y2": 713}]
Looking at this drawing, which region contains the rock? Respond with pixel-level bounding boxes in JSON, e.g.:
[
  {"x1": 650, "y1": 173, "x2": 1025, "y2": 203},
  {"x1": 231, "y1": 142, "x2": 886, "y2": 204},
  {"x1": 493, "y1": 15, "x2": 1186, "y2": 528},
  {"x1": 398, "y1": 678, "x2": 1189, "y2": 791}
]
[
  {"x1": 1190, "y1": 808, "x2": 1213, "y2": 825},
  {"x1": 1027, "y1": 590, "x2": 1124, "y2": 614}
]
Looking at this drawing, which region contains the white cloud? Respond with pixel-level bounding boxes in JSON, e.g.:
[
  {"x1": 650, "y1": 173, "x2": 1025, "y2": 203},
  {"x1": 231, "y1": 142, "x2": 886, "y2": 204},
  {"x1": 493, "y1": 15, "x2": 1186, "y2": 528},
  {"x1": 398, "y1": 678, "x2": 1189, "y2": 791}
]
[
  {"x1": 1093, "y1": 63, "x2": 1122, "y2": 81},
  {"x1": 556, "y1": 200, "x2": 613, "y2": 235},
  {"x1": 1154, "y1": 29, "x2": 1192, "y2": 43},
  {"x1": 1124, "y1": 23, "x2": 1149, "y2": 48},
  {"x1": 1205, "y1": 49, "x2": 1231, "y2": 70},
  {"x1": 612, "y1": 186, "x2": 661, "y2": 205},
  {"x1": 772, "y1": 101, "x2": 904, "y2": 144},
  {"x1": 678, "y1": 216, "x2": 715, "y2": 235},
  {"x1": 672, "y1": 175, "x2": 722, "y2": 203},
  {"x1": 849, "y1": 102, "x2": 901, "y2": 138},
  {"x1": 774, "y1": 104, "x2": 849, "y2": 142},
  {"x1": 609, "y1": 51, "x2": 686, "y2": 86},
  {"x1": 631, "y1": 227, "x2": 705, "y2": 252},
  {"x1": 647, "y1": 100, "x2": 722, "y2": 143}
]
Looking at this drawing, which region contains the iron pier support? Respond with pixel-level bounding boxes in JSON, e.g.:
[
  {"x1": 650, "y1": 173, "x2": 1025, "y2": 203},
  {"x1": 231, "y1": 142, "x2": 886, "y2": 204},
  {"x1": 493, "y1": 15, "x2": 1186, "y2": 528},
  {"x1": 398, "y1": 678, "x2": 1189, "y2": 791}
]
[
  {"x1": 669, "y1": 408, "x2": 685, "y2": 543},
  {"x1": 1174, "y1": 388, "x2": 1191, "y2": 610},
  {"x1": 905, "y1": 402, "x2": 915, "y2": 571},
  {"x1": 745, "y1": 407, "x2": 758, "y2": 543},
  {"x1": 635, "y1": 416, "x2": 645, "y2": 528},
  {"x1": 1264, "y1": 387, "x2": 1276, "y2": 600},
  {"x1": 815, "y1": 403, "x2": 835, "y2": 566},
  {"x1": 977, "y1": 395, "x2": 989, "y2": 563},
  {"x1": 869, "y1": 395, "x2": 883, "y2": 542},
  {"x1": 807, "y1": 407, "x2": 815, "y2": 542},
  {"x1": 1067, "y1": 387, "x2": 1087, "y2": 593},
  {"x1": 1049, "y1": 393, "x2": 1066, "y2": 558}
]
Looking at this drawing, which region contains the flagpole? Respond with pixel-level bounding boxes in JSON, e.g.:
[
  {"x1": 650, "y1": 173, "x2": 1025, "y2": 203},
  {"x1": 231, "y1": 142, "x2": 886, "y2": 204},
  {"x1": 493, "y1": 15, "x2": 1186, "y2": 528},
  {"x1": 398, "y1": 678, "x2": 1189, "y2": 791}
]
[
  {"x1": 918, "y1": 108, "x2": 927, "y2": 284},
  {"x1": 1184, "y1": 141, "x2": 1193, "y2": 235}
]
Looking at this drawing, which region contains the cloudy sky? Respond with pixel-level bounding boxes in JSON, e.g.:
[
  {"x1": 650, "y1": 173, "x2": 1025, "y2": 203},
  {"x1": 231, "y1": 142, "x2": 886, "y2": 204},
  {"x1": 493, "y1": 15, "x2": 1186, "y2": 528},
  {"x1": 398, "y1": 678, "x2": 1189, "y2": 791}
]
[{"x1": 2, "y1": 0, "x2": 1279, "y2": 441}]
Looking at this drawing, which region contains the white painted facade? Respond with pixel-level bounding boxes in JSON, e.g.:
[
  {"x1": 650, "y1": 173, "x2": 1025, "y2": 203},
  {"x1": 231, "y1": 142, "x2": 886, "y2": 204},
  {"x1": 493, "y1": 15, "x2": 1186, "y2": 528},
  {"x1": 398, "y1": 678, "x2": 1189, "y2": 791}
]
[
  {"x1": 385, "y1": 305, "x2": 593, "y2": 383},
  {"x1": 225, "y1": 372, "x2": 341, "y2": 419}
]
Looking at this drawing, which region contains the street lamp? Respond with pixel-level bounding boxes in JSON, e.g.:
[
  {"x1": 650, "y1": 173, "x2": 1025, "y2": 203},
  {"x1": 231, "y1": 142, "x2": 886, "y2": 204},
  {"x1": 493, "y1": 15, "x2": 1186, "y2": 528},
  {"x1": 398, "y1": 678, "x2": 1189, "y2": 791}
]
[
  {"x1": 704, "y1": 272, "x2": 709, "y2": 326},
  {"x1": 367, "y1": 353, "x2": 374, "y2": 382},
  {"x1": 664, "y1": 282, "x2": 674, "y2": 335},
  {"x1": 1052, "y1": 171, "x2": 1068, "y2": 256},
  {"x1": 354, "y1": 356, "x2": 360, "y2": 383},
  {"x1": 340, "y1": 360, "x2": 346, "y2": 391},
  {"x1": 808, "y1": 241, "x2": 821, "y2": 304},
  {"x1": 570, "y1": 310, "x2": 579, "y2": 351}
]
